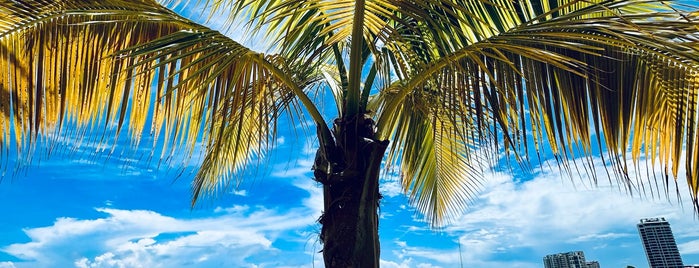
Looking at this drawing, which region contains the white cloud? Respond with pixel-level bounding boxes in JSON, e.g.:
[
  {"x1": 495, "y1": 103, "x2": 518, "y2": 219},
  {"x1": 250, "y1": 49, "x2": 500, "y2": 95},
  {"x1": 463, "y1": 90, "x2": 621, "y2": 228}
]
[
  {"x1": 231, "y1": 189, "x2": 247, "y2": 196},
  {"x1": 380, "y1": 258, "x2": 439, "y2": 268},
  {"x1": 380, "y1": 170, "x2": 404, "y2": 198},
  {"x1": 10, "y1": 109, "x2": 699, "y2": 268},
  {"x1": 398, "y1": 245, "x2": 460, "y2": 264},
  {"x1": 2, "y1": 179, "x2": 324, "y2": 268},
  {"x1": 680, "y1": 240, "x2": 699, "y2": 255},
  {"x1": 387, "y1": 238, "x2": 539, "y2": 268},
  {"x1": 371, "y1": 151, "x2": 699, "y2": 267},
  {"x1": 380, "y1": 259, "x2": 412, "y2": 268},
  {"x1": 269, "y1": 139, "x2": 316, "y2": 180},
  {"x1": 418, "y1": 153, "x2": 699, "y2": 266},
  {"x1": 163, "y1": 0, "x2": 274, "y2": 53},
  {"x1": 568, "y1": 232, "x2": 635, "y2": 243},
  {"x1": 4, "y1": 208, "x2": 277, "y2": 267},
  {"x1": 0, "y1": 262, "x2": 15, "y2": 268},
  {"x1": 293, "y1": 179, "x2": 324, "y2": 220},
  {"x1": 213, "y1": 204, "x2": 249, "y2": 214}
]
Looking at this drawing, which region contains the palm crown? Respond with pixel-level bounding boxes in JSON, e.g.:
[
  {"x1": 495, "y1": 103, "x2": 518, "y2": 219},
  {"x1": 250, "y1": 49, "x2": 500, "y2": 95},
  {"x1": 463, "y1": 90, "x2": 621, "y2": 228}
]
[{"x1": 2, "y1": 0, "x2": 699, "y2": 266}]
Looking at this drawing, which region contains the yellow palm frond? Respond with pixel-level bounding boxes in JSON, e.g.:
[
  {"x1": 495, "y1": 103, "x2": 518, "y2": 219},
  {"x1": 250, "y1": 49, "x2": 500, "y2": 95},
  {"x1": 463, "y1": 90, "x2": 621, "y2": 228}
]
[
  {"x1": 0, "y1": 0, "x2": 331, "y2": 203},
  {"x1": 374, "y1": 0, "x2": 699, "y2": 225},
  {"x1": 376, "y1": 77, "x2": 487, "y2": 226},
  {"x1": 209, "y1": 0, "x2": 396, "y2": 57},
  {"x1": 0, "y1": 0, "x2": 187, "y2": 153}
]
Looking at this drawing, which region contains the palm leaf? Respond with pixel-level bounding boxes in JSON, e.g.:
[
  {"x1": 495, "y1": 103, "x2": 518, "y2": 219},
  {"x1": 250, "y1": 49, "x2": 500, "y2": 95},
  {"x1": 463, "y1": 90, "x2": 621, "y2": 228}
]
[
  {"x1": 374, "y1": 71, "x2": 488, "y2": 226},
  {"x1": 0, "y1": 0, "x2": 332, "y2": 204},
  {"x1": 373, "y1": 0, "x2": 699, "y2": 225},
  {"x1": 0, "y1": 0, "x2": 188, "y2": 153}
]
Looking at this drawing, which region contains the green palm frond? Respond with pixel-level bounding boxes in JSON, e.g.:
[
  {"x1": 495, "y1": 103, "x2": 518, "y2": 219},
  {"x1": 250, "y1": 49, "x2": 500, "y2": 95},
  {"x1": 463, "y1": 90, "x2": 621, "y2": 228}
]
[
  {"x1": 5, "y1": 0, "x2": 699, "y2": 229},
  {"x1": 0, "y1": 0, "x2": 184, "y2": 147},
  {"x1": 372, "y1": 0, "x2": 699, "y2": 225},
  {"x1": 0, "y1": 0, "x2": 332, "y2": 204},
  {"x1": 375, "y1": 76, "x2": 487, "y2": 226},
  {"x1": 213, "y1": 0, "x2": 395, "y2": 57}
]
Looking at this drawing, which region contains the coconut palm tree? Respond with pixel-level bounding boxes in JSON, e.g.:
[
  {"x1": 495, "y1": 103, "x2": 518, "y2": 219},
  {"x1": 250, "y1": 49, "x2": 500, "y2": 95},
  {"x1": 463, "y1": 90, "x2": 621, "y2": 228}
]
[{"x1": 2, "y1": 0, "x2": 699, "y2": 266}]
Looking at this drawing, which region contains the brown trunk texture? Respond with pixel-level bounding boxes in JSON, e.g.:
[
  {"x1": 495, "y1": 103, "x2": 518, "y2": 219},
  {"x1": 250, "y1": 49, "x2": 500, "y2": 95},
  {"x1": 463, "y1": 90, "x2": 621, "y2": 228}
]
[{"x1": 313, "y1": 114, "x2": 388, "y2": 267}]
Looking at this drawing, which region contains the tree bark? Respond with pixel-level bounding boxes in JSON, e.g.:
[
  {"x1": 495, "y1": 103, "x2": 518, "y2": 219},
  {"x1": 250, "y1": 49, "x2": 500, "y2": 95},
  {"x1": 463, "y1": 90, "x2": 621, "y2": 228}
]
[{"x1": 313, "y1": 114, "x2": 389, "y2": 267}]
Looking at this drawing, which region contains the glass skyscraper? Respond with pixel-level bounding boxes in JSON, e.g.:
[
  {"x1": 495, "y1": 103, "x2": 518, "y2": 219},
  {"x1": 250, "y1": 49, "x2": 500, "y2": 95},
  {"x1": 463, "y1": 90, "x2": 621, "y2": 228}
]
[{"x1": 637, "y1": 218, "x2": 684, "y2": 268}]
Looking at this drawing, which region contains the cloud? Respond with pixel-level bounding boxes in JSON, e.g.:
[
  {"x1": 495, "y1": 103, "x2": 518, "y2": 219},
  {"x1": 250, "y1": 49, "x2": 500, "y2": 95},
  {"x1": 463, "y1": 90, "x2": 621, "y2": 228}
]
[
  {"x1": 380, "y1": 258, "x2": 441, "y2": 268},
  {"x1": 293, "y1": 179, "x2": 324, "y2": 220},
  {"x1": 2, "y1": 181, "x2": 324, "y2": 268},
  {"x1": 231, "y1": 189, "x2": 247, "y2": 196},
  {"x1": 380, "y1": 170, "x2": 404, "y2": 198},
  {"x1": 386, "y1": 238, "x2": 539, "y2": 268},
  {"x1": 8, "y1": 100, "x2": 699, "y2": 268},
  {"x1": 166, "y1": 1, "x2": 274, "y2": 53},
  {"x1": 0, "y1": 134, "x2": 330, "y2": 268},
  {"x1": 568, "y1": 232, "x2": 635, "y2": 243},
  {"x1": 428, "y1": 154, "x2": 699, "y2": 266},
  {"x1": 680, "y1": 240, "x2": 699, "y2": 255},
  {"x1": 213, "y1": 204, "x2": 249, "y2": 214},
  {"x1": 269, "y1": 138, "x2": 316, "y2": 179},
  {"x1": 396, "y1": 244, "x2": 461, "y2": 264},
  {"x1": 373, "y1": 152, "x2": 699, "y2": 267},
  {"x1": 5, "y1": 208, "x2": 273, "y2": 267}
]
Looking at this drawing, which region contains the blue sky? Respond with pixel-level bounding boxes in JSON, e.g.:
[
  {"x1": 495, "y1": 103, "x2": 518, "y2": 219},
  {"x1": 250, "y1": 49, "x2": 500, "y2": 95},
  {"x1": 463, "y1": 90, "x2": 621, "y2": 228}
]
[{"x1": 2, "y1": 2, "x2": 699, "y2": 268}]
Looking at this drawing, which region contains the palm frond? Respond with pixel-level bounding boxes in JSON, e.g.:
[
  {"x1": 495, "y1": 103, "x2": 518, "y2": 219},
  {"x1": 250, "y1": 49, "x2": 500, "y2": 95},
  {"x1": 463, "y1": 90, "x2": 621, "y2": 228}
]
[
  {"x1": 0, "y1": 0, "x2": 187, "y2": 152},
  {"x1": 374, "y1": 0, "x2": 699, "y2": 225},
  {"x1": 374, "y1": 73, "x2": 487, "y2": 226},
  {"x1": 0, "y1": 0, "x2": 330, "y2": 204}
]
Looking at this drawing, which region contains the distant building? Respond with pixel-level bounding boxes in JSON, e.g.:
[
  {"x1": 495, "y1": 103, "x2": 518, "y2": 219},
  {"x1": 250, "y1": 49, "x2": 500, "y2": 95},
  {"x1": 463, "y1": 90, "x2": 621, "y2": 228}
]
[
  {"x1": 586, "y1": 261, "x2": 600, "y2": 268},
  {"x1": 637, "y1": 218, "x2": 684, "y2": 268},
  {"x1": 543, "y1": 251, "x2": 596, "y2": 268}
]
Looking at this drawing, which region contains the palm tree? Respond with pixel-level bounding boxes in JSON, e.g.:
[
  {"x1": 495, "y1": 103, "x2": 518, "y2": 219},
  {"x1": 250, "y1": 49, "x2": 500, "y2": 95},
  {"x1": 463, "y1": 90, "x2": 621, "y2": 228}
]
[{"x1": 2, "y1": 0, "x2": 699, "y2": 266}]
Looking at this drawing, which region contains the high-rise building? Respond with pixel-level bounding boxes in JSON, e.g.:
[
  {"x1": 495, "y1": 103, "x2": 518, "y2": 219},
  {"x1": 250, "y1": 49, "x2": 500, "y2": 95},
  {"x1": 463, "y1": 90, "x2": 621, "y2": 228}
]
[
  {"x1": 543, "y1": 251, "x2": 588, "y2": 268},
  {"x1": 637, "y1": 218, "x2": 684, "y2": 268},
  {"x1": 586, "y1": 261, "x2": 600, "y2": 268}
]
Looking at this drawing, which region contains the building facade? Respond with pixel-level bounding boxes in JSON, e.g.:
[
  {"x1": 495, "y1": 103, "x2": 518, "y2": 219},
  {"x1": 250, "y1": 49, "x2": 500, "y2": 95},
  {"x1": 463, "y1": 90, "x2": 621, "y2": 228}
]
[
  {"x1": 637, "y1": 218, "x2": 684, "y2": 268},
  {"x1": 586, "y1": 261, "x2": 600, "y2": 268},
  {"x1": 543, "y1": 251, "x2": 588, "y2": 268}
]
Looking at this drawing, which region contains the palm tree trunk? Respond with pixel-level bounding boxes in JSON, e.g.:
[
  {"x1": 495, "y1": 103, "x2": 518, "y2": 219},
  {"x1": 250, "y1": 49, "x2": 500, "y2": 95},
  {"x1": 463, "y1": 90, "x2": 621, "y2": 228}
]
[{"x1": 314, "y1": 114, "x2": 389, "y2": 267}]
